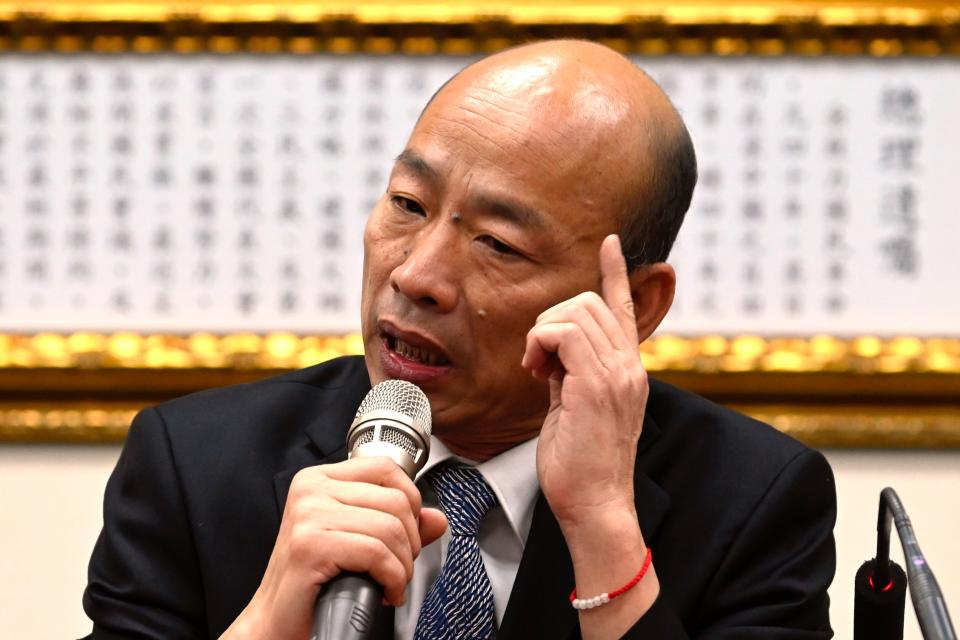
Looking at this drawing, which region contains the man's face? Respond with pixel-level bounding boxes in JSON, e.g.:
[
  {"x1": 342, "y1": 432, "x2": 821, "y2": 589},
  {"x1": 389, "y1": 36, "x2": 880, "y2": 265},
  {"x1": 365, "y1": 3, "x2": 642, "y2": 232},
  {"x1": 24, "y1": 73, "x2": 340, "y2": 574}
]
[{"x1": 359, "y1": 70, "x2": 630, "y2": 444}]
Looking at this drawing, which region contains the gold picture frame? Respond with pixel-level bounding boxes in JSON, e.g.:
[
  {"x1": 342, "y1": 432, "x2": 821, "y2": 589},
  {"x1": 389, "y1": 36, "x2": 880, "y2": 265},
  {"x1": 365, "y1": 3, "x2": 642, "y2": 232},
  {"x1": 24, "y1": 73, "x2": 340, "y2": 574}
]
[
  {"x1": 0, "y1": 1, "x2": 958, "y2": 56},
  {"x1": 2, "y1": 333, "x2": 958, "y2": 446},
  {"x1": 1, "y1": 1, "x2": 958, "y2": 446}
]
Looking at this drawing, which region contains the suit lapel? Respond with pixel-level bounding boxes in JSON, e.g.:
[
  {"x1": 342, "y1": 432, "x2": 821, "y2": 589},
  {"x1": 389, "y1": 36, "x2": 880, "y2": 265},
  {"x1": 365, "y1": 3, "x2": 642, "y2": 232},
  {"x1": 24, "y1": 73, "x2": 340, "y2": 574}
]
[
  {"x1": 271, "y1": 447, "x2": 345, "y2": 519},
  {"x1": 272, "y1": 372, "x2": 371, "y2": 518},
  {"x1": 498, "y1": 413, "x2": 670, "y2": 640},
  {"x1": 633, "y1": 414, "x2": 670, "y2": 541},
  {"x1": 497, "y1": 493, "x2": 577, "y2": 639}
]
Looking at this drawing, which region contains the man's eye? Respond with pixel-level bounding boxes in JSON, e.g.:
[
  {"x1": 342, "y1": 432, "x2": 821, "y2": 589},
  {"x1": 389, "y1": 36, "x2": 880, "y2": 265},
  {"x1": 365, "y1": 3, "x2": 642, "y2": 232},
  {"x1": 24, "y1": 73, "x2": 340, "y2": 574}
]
[
  {"x1": 478, "y1": 235, "x2": 520, "y2": 257},
  {"x1": 390, "y1": 195, "x2": 426, "y2": 216}
]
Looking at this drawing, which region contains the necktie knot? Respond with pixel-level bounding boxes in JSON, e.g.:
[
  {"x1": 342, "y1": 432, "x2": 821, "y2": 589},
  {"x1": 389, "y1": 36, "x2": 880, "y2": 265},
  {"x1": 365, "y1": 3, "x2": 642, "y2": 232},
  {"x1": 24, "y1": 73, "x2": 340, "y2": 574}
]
[{"x1": 427, "y1": 465, "x2": 497, "y2": 537}]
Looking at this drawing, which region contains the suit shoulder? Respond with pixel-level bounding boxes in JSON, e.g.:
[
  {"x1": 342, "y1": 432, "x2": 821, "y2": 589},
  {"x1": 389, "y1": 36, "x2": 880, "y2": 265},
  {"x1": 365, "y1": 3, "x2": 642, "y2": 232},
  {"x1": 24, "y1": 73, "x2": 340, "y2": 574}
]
[
  {"x1": 647, "y1": 376, "x2": 810, "y2": 461},
  {"x1": 639, "y1": 381, "x2": 836, "y2": 630},
  {"x1": 139, "y1": 356, "x2": 369, "y2": 445},
  {"x1": 154, "y1": 356, "x2": 367, "y2": 413},
  {"x1": 644, "y1": 377, "x2": 829, "y2": 505}
]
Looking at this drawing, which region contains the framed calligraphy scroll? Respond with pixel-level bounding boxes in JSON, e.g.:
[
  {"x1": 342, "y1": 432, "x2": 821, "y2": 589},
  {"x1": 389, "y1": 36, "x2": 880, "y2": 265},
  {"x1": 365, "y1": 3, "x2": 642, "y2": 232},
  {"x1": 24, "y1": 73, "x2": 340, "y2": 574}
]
[{"x1": 1, "y1": 1, "x2": 958, "y2": 445}]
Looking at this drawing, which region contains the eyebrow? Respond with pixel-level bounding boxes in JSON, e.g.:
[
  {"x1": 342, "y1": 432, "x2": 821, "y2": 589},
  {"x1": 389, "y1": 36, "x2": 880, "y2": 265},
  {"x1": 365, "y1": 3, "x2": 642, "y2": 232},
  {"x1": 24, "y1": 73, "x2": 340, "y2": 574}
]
[
  {"x1": 473, "y1": 192, "x2": 547, "y2": 231},
  {"x1": 394, "y1": 149, "x2": 439, "y2": 183},
  {"x1": 393, "y1": 149, "x2": 547, "y2": 231}
]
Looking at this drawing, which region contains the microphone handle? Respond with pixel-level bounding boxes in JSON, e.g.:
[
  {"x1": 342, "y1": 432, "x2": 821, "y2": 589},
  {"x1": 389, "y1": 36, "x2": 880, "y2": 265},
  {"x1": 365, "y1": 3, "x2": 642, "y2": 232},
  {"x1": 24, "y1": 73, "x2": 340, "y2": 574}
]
[{"x1": 310, "y1": 572, "x2": 384, "y2": 640}]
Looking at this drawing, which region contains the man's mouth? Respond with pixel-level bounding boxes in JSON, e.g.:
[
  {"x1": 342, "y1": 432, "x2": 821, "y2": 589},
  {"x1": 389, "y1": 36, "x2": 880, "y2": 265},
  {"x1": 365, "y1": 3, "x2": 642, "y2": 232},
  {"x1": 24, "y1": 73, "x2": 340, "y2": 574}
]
[
  {"x1": 387, "y1": 335, "x2": 450, "y2": 366},
  {"x1": 378, "y1": 324, "x2": 454, "y2": 384}
]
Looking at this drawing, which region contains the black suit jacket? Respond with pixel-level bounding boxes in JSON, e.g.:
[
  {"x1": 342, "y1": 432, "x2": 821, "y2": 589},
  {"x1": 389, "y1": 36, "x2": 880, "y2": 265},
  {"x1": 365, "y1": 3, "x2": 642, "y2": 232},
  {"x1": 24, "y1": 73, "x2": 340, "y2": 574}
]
[{"x1": 84, "y1": 356, "x2": 836, "y2": 639}]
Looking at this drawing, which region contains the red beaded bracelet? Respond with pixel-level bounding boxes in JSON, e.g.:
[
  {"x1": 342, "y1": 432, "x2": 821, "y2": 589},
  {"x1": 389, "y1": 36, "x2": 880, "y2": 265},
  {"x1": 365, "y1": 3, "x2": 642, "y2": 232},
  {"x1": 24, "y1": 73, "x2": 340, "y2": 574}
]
[{"x1": 569, "y1": 548, "x2": 653, "y2": 610}]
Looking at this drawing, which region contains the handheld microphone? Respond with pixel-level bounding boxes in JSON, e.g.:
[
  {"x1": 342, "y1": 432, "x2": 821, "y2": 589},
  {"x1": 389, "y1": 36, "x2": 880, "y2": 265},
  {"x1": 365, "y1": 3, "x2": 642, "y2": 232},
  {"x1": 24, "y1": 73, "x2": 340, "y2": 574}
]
[{"x1": 310, "y1": 379, "x2": 432, "y2": 640}]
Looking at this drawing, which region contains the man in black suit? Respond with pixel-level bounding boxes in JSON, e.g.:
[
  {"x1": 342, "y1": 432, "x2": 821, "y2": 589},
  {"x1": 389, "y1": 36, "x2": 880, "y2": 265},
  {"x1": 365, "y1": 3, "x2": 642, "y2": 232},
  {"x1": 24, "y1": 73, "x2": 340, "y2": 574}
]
[{"x1": 84, "y1": 40, "x2": 836, "y2": 639}]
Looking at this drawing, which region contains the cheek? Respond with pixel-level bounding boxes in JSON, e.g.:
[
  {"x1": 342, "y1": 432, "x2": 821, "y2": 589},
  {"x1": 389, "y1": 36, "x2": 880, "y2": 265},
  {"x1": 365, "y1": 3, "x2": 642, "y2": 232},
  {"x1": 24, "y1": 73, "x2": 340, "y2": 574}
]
[
  {"x1": 362, "y1": 218, "x2": 404, "y2": 290},
  {"x1": 469, "y1": 272, "x2": 593, "y2": 363},
  {"x1": 473, "y1": 297, "x2": 542, "y2": 360},
  {"x1": 360, "y1": 217, "x2": 399, "y2": 326}
]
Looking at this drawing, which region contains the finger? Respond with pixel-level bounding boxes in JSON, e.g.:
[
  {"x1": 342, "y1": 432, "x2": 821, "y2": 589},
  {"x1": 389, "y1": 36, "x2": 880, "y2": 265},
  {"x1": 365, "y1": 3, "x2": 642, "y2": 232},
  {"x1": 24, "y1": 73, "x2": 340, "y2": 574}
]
[
  {"x1": 316, "y1": 530, "x2": 410, "y2": 606},
  {"x1": 547, "y1": 371, "x2": 563, "y2": 410},
  {"x1": 535, "y1": 296, "x2": 581, "y2": 325},
  {"x1": 599, "y1": 234, "x2": 639, "y2": 344},
  {"x1": 522, "y1": 351, "x2": 564, "y2": 381},
  {"x1": 526, "y1": 303, "x2": 618, "y2": 370},
  {"x1": 313, "y1": 501, "x2": 416, "y2": 584},
  {"x1": 314, "y1": 457, "x2": 422, "y2": 516},
  {"x1": 324, "y1": 480, "x2": 423, "y2": 559},
  {"x1": 534, "y1": 291, "x2": 632, "y2": 351},
  {"x1": 418, "y1": 507, "x2": 448, "y2": 546},
  {"x1": 522, "y1": 322, "x2": 603, "y2": 379}
]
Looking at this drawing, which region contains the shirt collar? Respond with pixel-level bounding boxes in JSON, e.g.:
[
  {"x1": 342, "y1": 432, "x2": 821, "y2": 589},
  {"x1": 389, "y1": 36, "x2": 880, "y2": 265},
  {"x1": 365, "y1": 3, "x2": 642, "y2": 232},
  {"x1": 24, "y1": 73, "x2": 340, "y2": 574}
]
[{"x1": 416, "y1": 435, "x2": 541, "y2": 547}]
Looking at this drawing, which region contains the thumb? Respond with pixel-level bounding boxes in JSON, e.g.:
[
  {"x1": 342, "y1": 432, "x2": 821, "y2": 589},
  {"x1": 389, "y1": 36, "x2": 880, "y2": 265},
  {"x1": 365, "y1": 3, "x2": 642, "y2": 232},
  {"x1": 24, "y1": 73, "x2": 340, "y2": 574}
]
[{"x1": 419, "y1": 507, "x2": 448, "y2": 546}]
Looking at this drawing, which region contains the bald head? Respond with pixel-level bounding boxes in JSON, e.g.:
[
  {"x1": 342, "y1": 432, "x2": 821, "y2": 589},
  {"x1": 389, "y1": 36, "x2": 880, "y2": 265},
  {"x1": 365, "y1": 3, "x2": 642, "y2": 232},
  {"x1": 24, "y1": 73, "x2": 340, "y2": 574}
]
[{"x1": 419, "y1": 40, "x2": 697, "y2": 268}]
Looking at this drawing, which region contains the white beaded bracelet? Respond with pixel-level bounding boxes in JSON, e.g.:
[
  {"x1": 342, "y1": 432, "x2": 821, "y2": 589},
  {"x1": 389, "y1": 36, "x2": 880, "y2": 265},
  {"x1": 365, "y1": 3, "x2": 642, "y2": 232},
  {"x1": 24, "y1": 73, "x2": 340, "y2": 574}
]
[{"x1": 572, "y1": 593, "x2": 612, "y2": 610}]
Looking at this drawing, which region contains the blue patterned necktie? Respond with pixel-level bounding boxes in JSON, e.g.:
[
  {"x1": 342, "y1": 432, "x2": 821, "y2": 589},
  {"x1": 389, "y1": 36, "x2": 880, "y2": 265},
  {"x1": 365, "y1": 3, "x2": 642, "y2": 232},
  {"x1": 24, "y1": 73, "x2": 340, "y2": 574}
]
[{"x1": 414, "y1": 464, "x2": 498, "y2": 640}]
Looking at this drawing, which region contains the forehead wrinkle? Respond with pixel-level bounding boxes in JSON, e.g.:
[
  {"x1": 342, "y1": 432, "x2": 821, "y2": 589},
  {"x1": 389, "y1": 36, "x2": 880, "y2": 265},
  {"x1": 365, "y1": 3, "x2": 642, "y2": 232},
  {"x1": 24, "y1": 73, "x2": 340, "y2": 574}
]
[
  {"x1": 461, "y1": 86, "x2": 582, "y2": 146},
  {"x1": 459, "y1": 86, "x2": 534, "y2": 120},
  {"x1": 438, "y1": 103, "x2": 571, "y2": 180},
  {"x1": 435, "y1": 79, "x2": 567, "y2": 142},
  {"x1": 427, "y1": 113, "x2": 514, "y2": 156},
  {"x1": 453, "y1": 101, "x2": 531, "y2": 140},
  {"x1": 421, "y1": 127, "x2": 491, "y2": 164}
]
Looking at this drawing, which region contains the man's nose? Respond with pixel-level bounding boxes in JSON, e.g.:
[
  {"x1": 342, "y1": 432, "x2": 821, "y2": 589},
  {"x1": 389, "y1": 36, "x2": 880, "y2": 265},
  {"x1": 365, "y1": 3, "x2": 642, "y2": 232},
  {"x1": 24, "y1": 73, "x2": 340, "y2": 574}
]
[{"x1": 389, "y1": 223, "x2": 459, "y2": 312}]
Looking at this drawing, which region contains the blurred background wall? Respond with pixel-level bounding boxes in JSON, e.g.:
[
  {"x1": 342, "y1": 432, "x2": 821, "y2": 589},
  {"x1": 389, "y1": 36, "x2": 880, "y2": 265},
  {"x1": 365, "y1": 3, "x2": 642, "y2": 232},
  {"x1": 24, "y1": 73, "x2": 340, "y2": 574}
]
[{"x1": 0, "y1": 1, "x2": 958, "y2": 638}]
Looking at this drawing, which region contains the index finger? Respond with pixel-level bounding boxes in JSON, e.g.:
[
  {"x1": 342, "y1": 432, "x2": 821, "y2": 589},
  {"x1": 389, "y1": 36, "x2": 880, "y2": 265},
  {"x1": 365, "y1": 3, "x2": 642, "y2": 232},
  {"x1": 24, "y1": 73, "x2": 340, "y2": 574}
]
[
  {"x1": 599, "y1": 234, "x2": 639, "y2": 344},
  {"x1": 322, "y1": 457, "x2": 423, "y2": 515}
]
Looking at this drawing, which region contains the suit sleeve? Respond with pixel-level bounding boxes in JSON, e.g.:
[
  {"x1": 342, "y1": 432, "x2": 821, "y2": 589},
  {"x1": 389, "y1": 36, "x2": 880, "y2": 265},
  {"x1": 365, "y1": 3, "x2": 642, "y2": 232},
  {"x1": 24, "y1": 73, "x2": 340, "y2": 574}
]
[
  {"x1": 82, "y1": 407, "x2": 208, "y2": 639},
  {"x1": 620, "y1": 449, "x2": 837, "y2": 639}
]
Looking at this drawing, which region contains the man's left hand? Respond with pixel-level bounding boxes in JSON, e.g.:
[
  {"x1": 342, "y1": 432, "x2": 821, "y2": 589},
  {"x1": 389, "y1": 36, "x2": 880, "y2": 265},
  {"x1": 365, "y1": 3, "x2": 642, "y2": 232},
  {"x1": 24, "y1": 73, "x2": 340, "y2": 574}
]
[
  {"x1": 523, "y1": 233, "x2": 647, "y2": 527},
  {"x1": 522, "y1": 233, "x2": 659, "y2": 638}
]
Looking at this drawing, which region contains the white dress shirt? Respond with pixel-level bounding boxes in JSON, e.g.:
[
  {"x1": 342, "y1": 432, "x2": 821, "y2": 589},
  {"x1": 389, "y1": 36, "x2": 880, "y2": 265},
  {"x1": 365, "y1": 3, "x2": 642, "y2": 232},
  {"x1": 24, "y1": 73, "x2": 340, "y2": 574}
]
[{"x1": 393, "y1": 435, "x2": 541, "y2": 639}]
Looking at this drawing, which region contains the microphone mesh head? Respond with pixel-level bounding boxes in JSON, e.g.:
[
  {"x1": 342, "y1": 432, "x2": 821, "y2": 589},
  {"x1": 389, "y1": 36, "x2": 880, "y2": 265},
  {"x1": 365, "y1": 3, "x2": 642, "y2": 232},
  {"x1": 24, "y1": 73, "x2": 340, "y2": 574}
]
[{"x1": 355, "y1": 379, "x2": 432, "y2": 436}]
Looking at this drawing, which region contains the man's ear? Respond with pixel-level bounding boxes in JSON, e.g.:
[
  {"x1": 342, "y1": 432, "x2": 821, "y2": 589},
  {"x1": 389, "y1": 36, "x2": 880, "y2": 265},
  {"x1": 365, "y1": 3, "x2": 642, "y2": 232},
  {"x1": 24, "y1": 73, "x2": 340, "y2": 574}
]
[{"x1": 627, "y1": 262, "x2": 675, "y2": 344}]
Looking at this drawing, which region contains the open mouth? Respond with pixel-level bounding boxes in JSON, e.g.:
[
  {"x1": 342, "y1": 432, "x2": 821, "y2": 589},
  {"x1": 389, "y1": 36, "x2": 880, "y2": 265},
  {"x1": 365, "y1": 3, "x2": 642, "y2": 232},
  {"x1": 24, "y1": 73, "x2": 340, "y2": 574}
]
[{"x1": 384, "y1": 334, "x2": 451, "y2": 367}]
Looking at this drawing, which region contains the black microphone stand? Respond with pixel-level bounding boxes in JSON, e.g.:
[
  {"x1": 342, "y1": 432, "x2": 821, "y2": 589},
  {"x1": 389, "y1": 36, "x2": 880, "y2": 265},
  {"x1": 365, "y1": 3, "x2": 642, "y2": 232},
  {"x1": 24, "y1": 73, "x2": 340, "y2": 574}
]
[{"x1": 854, "y1": 487, "x2": 957, "y2": 640}]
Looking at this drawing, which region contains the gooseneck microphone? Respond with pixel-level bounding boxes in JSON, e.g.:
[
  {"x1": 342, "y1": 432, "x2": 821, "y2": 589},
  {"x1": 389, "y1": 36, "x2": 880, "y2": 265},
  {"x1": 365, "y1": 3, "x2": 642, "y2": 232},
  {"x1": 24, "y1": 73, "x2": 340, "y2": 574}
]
[
  {"x1": 310, "y1": 379, "x2": 432, "y2": 640},
  {"x1": 855, "y1": 487, "x2": 956, "y2": 640}
]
